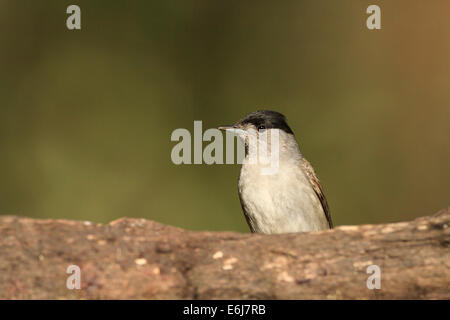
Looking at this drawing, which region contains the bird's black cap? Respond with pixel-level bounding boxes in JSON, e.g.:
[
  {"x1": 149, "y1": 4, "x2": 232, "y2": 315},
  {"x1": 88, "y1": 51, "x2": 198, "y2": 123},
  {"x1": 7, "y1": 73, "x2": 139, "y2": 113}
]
[{"x1": 237, "y1": 110, "x2": 294, "y2": 134}]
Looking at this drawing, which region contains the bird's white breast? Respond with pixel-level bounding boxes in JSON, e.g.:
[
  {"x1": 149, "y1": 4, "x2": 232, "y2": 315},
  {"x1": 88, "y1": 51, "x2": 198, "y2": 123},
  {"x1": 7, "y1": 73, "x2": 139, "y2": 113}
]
[{"x1": 238, "y1": 156, "x2": 329, "y2": 234}]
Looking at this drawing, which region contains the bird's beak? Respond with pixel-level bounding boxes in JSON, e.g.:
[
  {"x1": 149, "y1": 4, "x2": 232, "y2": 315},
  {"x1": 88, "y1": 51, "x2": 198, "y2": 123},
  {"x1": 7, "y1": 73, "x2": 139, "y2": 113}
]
[
  {"x1": 218, "y1": 125, "x2": 235, "y2": 131},
  {"x1": 219, "y1": 125, "x2": 246, "y2": 136}
]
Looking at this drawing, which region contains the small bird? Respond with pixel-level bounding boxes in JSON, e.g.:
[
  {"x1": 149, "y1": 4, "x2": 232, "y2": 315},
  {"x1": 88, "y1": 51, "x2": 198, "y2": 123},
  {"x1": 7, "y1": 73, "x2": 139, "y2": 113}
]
[{"x1": 219, "y1": 110, "x2": 333, "y2": 234}]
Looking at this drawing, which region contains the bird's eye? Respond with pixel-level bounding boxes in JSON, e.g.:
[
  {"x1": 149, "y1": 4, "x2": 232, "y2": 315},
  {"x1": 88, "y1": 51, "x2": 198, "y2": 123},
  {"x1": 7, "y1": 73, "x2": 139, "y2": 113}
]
[{"x1": 258, "y1": 125, "x2": 266, "y2": 131}]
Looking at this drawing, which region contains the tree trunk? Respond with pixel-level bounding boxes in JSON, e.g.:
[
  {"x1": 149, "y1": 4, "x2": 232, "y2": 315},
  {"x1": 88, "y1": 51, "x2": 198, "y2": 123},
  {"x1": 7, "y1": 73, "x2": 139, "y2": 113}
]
[{"x1": 0, "y1": 207, "x2": 448, "y2": 299}]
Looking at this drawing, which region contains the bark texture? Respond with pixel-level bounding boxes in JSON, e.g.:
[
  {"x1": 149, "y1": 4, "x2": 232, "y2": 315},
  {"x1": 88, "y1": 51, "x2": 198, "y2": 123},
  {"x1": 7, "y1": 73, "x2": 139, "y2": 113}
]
[{"x1": 0, "y1": 207, "x2": 449, "y2": 299}]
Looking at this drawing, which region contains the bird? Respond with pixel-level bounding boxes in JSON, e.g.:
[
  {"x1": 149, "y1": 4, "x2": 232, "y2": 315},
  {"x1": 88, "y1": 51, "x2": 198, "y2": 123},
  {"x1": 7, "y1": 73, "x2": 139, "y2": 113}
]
[{"x1": 219, "y1": 110, "x2": 333, "y2": 234}]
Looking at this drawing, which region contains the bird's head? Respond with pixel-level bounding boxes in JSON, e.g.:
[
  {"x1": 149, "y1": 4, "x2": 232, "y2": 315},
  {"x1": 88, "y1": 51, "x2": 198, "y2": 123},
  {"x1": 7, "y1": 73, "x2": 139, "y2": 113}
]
[{"x1": 218, "y1": 110, "x2": 294, "y2": 141}]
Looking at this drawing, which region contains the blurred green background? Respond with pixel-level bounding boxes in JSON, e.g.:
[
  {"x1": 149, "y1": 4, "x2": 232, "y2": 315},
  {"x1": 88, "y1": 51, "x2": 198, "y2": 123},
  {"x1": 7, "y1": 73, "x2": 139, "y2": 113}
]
[{"x1": 0, "y1": 1, "x2": 449, "y2": 232}]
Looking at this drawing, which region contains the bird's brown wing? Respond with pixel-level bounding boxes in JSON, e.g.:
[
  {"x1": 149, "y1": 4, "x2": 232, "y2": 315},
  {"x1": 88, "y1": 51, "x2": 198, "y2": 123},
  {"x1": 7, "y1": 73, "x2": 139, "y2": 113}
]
[{"x1": 300, "y1": 158, "x2": 333, "y2": 228}]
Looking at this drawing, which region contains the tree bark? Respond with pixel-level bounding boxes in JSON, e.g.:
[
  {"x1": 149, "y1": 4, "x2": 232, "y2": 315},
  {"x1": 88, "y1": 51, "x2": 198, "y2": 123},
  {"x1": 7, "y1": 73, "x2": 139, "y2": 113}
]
[{"x1": 0, "y1": 207, "x2": 448, "y2": 299}]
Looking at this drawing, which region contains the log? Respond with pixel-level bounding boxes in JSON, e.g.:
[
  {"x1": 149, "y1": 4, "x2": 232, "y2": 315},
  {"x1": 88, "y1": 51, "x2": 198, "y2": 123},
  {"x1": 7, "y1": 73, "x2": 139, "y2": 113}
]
[{"x1": 0, "y1": 207, "x2": 448, "y2": 299}]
